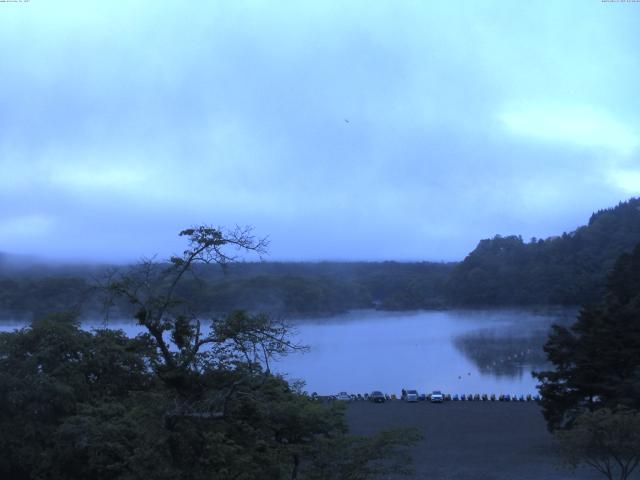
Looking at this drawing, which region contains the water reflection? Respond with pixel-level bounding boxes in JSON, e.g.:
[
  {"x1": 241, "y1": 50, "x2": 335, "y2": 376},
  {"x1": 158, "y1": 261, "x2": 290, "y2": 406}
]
[
  {"x1": 453, "y1": 327, "x2": 550, "y2": 378},
  {"x1": 275, "y1": 308, "x2": 578, "y2": 395},
  {"x1": 451, "y1": 308, "x2": 577, "y2": 379}
]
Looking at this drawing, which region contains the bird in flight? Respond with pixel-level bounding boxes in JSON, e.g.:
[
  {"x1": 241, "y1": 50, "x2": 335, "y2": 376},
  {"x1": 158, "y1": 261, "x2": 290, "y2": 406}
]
[{"x1": 344, "y1": 118, "x2": 350, "y2": 123}]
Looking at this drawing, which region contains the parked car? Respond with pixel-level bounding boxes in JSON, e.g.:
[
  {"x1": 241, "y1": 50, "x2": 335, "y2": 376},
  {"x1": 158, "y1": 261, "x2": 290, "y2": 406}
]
[
  {"x1": 405, "y1": 389, "x2": 419, "y2": 402},
  {"x1": 335, "y1": 392, "x2": 351, "y2": 401},
  {"x1": 430, "y1": 390, "x2": 444, "y2": 403},
  {"x1": 402, "y1": 390, "x2": 420, "y2": 402},
  {"x1": 370, "y1": 391, "x2": 386, "y2": 403}
]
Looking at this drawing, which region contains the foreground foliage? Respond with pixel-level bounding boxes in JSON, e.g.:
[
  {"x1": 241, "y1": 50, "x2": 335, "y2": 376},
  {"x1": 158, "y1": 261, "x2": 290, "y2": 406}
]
[
  {"x1": 0, "y1": 316, "x2": 421, "y2": 480},
  {"x1": 0, "y1": 226, "x2": 420, "y2": 479},
  {"x1": 555, "y1": 408, "x2": 640, "y2": 480},
  {"x1": 536, "y1": 242, "x2": 640, "y2": 479}
]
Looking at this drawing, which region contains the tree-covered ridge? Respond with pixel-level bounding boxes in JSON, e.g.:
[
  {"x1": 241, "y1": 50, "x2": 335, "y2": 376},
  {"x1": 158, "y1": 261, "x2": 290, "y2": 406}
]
[
  {"x1": 0, "y1": 262, "x2": 454, "y2": 320},
  {"x1": 184, "y1": 261, "x2": 452, "y2": 314},
  {"x1": 446, "y1": 198, "x2": 640, "y2": 306},
  {"x1": 2, "y1": 197, "x2": 640, "y2": 316}
]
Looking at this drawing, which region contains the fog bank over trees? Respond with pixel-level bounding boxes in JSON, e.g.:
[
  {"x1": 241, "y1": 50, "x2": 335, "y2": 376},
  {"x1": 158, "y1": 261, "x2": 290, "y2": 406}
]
[{"x1": 1, "y1": 198, "x2": 639, "y2": 320}]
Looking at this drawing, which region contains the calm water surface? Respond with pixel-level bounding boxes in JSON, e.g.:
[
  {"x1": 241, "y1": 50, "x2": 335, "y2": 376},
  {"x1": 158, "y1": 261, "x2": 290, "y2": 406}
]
[
  {"x1": 0, "y1": 308, "x2": 576, "y2": 396},
  {"x1": 275, "y1": 309, "x2": 576, "y2": 396}
]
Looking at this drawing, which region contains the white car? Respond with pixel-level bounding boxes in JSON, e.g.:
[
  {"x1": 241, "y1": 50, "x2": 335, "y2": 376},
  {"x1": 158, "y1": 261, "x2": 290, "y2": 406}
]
[
  {"x1": 335, "y1": 392, "x2": 351, "y2": 401},
  {"x1": 430, "y1": 390, "x2": 444, "y2": 403},
  {"x1": 404, "y1": 389, "x2": 419, "y2": 402}
]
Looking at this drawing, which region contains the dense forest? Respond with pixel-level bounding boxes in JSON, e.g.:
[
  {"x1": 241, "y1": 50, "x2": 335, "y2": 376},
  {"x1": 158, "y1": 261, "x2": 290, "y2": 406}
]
[
  {"x1": 0, "y1": 261, "x2": 453, "y2": 320},
  {"x1": 446, "y1": 198, "x2": 640, "y2": 306},
  {"x1": 1, "y1": 198, "x2": 639, "y2": 318}
]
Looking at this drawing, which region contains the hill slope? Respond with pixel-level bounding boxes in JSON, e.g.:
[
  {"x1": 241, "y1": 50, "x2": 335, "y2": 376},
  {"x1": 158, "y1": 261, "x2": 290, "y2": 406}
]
[{"x1": 446, "y1": 198, "x2": 640, "y2": 306}]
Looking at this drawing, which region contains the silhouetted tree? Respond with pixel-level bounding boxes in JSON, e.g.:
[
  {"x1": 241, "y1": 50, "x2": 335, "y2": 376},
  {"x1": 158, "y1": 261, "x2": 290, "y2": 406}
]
[{"x1": 535, "y1": 243, "x2": 640, "y2": 430}]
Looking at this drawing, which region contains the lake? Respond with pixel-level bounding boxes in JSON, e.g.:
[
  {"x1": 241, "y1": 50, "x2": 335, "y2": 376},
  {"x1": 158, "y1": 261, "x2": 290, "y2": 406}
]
[
  {"x1": 275, "y1": 308, "x2": 576, "y2": 396},
  {"x1": 0, "y1": 308, "x2": 576, "y2": 396}
]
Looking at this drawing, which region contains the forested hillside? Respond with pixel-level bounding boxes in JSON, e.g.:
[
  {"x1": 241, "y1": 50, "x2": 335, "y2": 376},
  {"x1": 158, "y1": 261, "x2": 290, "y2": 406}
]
[
  {"x1": 446, "y1": 198, "x2": 640, "y2": 306},
  {"x1": 0, "y1": 261, "x2": 453, "y2": 319},
  {"x1": 189, "y1": 262, "x2": 453, "y2": 314},
  {"x1": 2, "y1": 198, "x2": 639, "y2": 317}
]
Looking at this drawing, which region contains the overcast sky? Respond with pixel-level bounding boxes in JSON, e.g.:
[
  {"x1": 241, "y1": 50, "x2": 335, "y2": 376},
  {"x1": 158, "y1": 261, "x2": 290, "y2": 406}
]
[{"x1": 1, "y1": 1, "x2": 639, "y2": 262}]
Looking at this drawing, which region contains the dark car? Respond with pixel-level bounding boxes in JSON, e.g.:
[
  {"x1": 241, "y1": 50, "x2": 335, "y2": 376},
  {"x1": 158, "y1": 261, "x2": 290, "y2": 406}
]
[{"x1": 370, "y1": 391, "x2": 386, "y2": 403}]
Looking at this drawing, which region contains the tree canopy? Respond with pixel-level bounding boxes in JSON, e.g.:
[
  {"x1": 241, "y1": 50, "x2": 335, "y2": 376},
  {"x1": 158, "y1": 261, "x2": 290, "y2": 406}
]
[
  {"x1": 555, "y1": 408, "x2": 640, "y2": 480},
  {"x1": 0, "y1": 226, "x2": 421, "y2": 480},
  {"x1": 534, "y1": 242, "x2": 640, "y2": 430}
]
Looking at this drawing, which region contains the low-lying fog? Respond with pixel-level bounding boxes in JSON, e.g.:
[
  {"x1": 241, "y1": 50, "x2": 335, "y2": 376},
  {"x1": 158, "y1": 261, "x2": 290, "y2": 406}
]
[{"x1": 0, "y1": 308, "x2": 575, "y2": 396}]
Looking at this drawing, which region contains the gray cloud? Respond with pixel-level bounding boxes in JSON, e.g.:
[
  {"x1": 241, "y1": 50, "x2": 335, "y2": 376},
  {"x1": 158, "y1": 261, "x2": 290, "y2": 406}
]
[{"x1": 1, "y1": 1, "x2": 638, "y2": 262}]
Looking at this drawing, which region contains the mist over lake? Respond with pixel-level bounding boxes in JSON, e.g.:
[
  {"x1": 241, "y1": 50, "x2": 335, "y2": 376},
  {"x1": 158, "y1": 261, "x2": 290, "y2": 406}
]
[
  {"x1": 0, "y1": 308, "x2": 574, "y2": 396},
  {"x1": 276, "y1": 309, "x2": 575, "y2": 395}
]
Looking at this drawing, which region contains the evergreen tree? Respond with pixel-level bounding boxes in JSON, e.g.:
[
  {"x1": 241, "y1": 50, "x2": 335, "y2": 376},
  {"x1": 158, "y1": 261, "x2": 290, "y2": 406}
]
[{"x1": 535, "y1": 243, "x2": 640, "y2": 430}]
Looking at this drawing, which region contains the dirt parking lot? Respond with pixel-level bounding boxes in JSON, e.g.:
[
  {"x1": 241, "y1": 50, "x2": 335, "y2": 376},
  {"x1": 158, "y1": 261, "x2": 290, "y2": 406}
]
[{"x1": 346, "y1": 400, "x2": 600, "y2": 480}]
